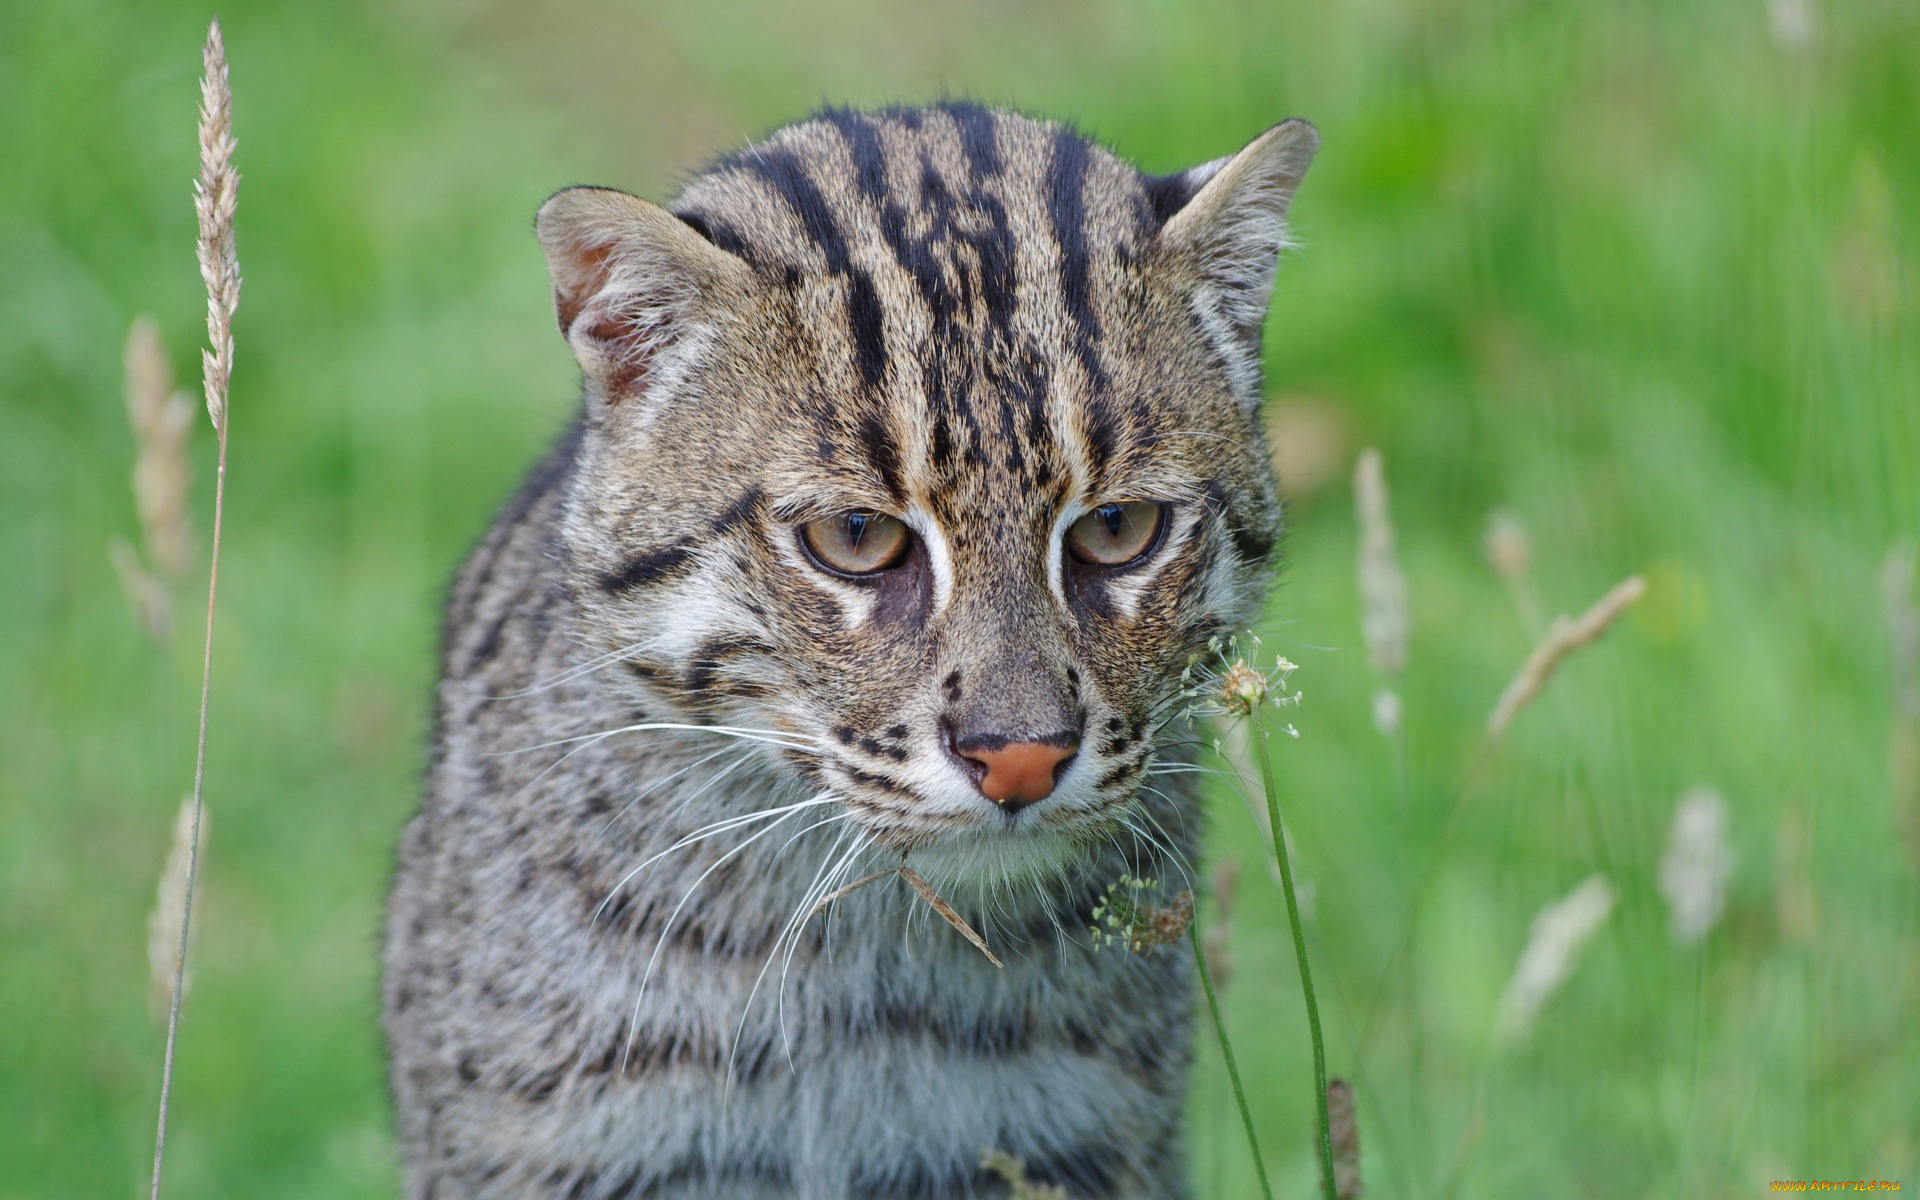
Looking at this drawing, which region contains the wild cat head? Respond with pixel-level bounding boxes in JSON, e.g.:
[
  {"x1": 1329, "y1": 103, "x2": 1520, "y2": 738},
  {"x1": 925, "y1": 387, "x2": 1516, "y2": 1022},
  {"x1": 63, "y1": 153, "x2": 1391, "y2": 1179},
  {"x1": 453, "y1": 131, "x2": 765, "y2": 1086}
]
[{"x1": 537, "y1": 104, "x2": 1314, "y2": 877}]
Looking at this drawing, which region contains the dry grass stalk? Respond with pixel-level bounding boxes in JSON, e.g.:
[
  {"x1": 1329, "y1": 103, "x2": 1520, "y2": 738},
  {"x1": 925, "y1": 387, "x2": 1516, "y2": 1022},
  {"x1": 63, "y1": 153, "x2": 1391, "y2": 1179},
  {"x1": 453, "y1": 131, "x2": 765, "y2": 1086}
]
[
  {"x1": 898, "y1": 867, "x2": 1002, "y2": 968},
  {"x1": 1324, "y1": 1077, "x2": 1363, "y2": 1199},
  {"x1": 147, "y1": 798, "x2": 207, "y2": 1021},
  {"x1": 152, "y1": 21, "x2": 240, "y2": 1200},
  {"x1": 1202, "y1": 856, "x2": 1242, "y2": 991},
  {"x1": 1658, "y1": 786, "x2": 1735, "y2": 945},
  {"x1": 1495, "y1": 874, "x2": 1614, "y2": 1042},
  {"x1": 980, "y1": 1149, "x2": 1068, "y2": 1199},
  {"x1": 1486, "y1": 575, "x2": 1646, "y2": 738},
  {"x1": 1885, "y1": 543, "x2": 1919, "y2": 863},
  {"x1": 807, "y1": 868, "x2": 898, "y2": 920},
  {"x1": 1353, "y1": 448, "x2": 1409, "y2": 677},
  {"x1": 1888, "y1": 542, "x2": 1919, "y2": 717}
]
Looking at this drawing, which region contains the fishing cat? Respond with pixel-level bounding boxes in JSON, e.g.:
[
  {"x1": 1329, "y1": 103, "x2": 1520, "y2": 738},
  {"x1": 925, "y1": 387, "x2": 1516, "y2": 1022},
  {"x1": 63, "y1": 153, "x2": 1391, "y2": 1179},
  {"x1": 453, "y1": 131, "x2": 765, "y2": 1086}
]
[{"x1": 384, "y1": 103, "x2": 1316, "y2": 1198}]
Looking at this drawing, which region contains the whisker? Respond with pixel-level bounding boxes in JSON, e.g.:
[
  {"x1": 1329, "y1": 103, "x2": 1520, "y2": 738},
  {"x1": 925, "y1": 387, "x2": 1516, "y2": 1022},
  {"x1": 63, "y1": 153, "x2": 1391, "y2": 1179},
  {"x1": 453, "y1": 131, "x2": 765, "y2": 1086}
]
[
  {"x1": 499, "y1": 722, "x2": 823, "y2": 759},
  {"x1": 727, "y1": 825, "x2": 861, "y2": 1089},
  {"x1": 596, "y1": 744, "x2": 743, "y2": 838},
  {"x1": 1117, "y1": 814, "x2": 1194, "y2": 890},
  {"x1": 593, "y1": 795, "x2": 837, "y2": 928},
  {"x1": 776, "y1": 833, "x2": 873, "y2": 1065},
  {"x1": 621, "y1": 803, "x2": 839, "y2": 1070},
  {"x1": 481, "y1": 635, "x2": 668, "y2": 700}
]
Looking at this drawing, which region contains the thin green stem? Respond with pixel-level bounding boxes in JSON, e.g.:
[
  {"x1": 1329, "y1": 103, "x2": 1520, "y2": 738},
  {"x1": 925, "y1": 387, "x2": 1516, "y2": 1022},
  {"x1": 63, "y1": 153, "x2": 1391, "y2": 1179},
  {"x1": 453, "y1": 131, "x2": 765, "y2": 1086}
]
[
  {"x1": 1254, "y1": 724, "x2": 1337, "y2": 1200},
  {"x1": 1189, "y1": 920, "x2": 1272, "y2": 1200}
]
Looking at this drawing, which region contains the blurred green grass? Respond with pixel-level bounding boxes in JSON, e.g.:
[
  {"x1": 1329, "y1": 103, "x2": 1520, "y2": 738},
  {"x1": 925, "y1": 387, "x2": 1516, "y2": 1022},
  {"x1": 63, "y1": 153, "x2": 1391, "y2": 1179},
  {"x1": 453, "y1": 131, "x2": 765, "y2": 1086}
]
[{"x1": 2, "y1": 0, "x2": 1915, "y2": 1195}]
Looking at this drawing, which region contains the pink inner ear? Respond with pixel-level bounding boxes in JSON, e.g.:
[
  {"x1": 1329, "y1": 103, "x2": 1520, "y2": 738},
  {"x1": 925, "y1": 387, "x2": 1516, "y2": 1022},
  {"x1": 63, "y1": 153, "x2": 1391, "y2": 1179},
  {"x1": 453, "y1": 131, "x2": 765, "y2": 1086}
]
[
  {"x1": 582, "y1": 300, "x2": 656, "y2": 396},
  {"x1": 554, "y1": 240, "x2": 616, "y2": 336}
]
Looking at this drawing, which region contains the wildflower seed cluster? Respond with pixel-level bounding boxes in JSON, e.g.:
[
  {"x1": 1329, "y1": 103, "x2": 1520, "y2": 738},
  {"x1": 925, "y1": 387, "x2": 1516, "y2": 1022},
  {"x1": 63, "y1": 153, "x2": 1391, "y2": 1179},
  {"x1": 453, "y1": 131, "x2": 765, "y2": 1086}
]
[
  {"x1": 1089, "y1": 875, "x2": 1194, "y2": 954},
  {"x1": 1177, "y1": 634, "x2": 1303, "y2": 733}
]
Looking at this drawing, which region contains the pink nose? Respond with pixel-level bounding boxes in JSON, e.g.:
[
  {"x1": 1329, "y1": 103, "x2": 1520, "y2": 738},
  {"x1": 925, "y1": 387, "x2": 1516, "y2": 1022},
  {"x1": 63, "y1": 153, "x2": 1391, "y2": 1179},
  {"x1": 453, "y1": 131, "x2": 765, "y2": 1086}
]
[{"x1": 960, "y1": 740, "x2": 1078, "y2": 810}]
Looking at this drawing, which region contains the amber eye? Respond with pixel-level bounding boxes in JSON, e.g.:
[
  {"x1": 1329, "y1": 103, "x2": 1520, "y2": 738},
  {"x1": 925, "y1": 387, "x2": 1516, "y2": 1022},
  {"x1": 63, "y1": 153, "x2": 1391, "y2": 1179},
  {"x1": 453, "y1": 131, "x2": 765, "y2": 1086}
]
[
  {"x1": 1065, "y1": 501, "x2": 1166, "y2": 567},
  {"x1": 800, "y1": 511, "x2": 912, "y2": 576}
]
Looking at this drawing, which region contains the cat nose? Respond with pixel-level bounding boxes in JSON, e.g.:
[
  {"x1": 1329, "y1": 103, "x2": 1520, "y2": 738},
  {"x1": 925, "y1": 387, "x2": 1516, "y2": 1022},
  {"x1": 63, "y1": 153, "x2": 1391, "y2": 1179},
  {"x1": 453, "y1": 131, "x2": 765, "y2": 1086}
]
[{"x1": 950, "y1": 734, "x2": 1079, "y2": 811}]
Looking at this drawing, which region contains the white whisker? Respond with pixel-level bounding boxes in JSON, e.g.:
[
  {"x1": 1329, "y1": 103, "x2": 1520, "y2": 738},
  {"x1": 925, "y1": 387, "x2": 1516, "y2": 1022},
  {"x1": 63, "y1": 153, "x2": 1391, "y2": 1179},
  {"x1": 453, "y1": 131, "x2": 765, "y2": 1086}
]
[
  {"x1": 481, "y1": 634, "x2": 669, "y2": 700},
  {"x1": 596, "y1": 744, "x2": 743, "y2": 837},
  {"x1": 499, "y1": 722, "x2": 823, "y2": 759},
  {"x1": 621, "y1": 802, "x2": 838, "y2": 1070},
  {"x1": 776, "y1": 832, "x2": 873, "y2": 1066},
  {"x1": 593, "y1": 795, "x2": 836, "y2": 928}
]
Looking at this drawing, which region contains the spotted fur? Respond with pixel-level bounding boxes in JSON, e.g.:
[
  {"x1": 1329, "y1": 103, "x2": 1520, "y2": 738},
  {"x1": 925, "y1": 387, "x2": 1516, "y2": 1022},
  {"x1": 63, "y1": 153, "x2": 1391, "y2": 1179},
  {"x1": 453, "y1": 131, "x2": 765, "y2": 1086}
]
[{"x1": 384, "y1": 103, "x2": 1316, "y2": 1198}]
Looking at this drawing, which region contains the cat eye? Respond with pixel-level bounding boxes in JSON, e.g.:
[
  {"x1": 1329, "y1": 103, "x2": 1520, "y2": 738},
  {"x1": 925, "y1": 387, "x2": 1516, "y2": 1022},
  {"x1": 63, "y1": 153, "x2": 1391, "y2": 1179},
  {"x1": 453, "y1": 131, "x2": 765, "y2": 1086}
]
[
  {"x1": 800, "y1": 511, "x2": 912, "y2": 576},
  {"x1": 1065, "y1": 501, "x2": 1166, "y2": 567}
]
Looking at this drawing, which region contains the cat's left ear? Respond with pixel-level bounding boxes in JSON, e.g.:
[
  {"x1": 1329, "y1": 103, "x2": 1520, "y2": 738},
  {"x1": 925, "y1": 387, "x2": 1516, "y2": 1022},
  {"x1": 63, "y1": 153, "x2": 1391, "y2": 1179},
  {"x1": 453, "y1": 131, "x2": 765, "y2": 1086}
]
[{"x1": 1154, "y1": 119, "x2": 1319, "y2": 398}]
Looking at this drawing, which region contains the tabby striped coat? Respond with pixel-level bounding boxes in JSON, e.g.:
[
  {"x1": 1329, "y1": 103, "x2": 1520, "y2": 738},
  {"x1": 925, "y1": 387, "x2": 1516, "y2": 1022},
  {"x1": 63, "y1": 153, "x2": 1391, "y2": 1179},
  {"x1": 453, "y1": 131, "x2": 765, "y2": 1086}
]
[{"x1": 384, "y1": 103, "x2": 1316, "y2": 1198}]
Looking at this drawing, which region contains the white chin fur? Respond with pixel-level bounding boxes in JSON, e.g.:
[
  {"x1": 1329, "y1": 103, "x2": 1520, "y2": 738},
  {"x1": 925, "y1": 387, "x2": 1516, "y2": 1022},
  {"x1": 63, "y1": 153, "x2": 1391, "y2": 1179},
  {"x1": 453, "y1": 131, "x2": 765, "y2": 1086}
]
[{"x1": 890, "y1": 817, "x2": 1104, "y2": 899}]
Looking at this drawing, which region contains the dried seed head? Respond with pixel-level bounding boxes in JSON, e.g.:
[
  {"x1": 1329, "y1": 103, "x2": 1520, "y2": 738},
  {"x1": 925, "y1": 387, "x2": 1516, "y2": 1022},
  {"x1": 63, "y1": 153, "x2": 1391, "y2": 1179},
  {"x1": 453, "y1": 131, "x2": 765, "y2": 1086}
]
[
  {"x1": 980, "y1": 1149, "x2": 1067, "y2": 1200},
  {"x1": 1495, "y1": 874, "x2": 1614, "y2": 1042},
  {"x1": 1354, "y1": 448, "x2": 1409, "y2": 676},
  {"x1": 195, "y1": 19, "x2": 241, "y2": 439},
  {"x1": 1487, "y1": 575, "x2": 1646, "y2": 738},
  {"x1": 1325, "y1": 1077, "x2": 1364, "y2": 1199},
  {"x1": 147, "y1": 797, "x2": 207, "y2": 1022},
  {"x1": 1370, "y1": 687, "x2": 1401, "y2": 737},
  {"x1": 1178, "y1": 634, "x2": 1301, "y2": 727},
  {"x1": 1217, "y1": 660, "x2": 1270, "y2": 717},
  {"x1": 1483, "y1": 508, "x2": 1530, "y2": 582},
  {"x1": 1767, "y1": 0, "x2": 1815, "y2": 49},
  {"x1": 1659, "y1": 786, "x2": 1735, "y2": 945},
  {"x1": 1089, "y1": 876, "x2": 1193, "y2": 954},
  {"x1": 123, "y1": 318, "x2": 195, "y2": 589}
]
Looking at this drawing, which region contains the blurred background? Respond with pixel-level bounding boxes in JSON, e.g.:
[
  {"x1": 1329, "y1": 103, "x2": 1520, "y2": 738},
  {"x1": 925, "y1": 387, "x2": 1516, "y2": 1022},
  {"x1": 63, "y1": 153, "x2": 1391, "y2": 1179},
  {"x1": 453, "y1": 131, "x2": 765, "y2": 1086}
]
[{"x1": 2, "y1": 0, "x2": 1915, "y2": 1195}]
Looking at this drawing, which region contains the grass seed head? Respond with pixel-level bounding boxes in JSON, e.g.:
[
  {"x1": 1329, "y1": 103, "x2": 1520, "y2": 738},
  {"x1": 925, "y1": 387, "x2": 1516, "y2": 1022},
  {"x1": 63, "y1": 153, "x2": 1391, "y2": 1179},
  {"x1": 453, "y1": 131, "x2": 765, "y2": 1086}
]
[
  {"x1": 1482, "y1": 508, "x2": 1531, "y2": 581},
  {"x1": 1487, "y1": 575, "x2": 1646, "y2": 738},
  {"x1": 1495, "y1": 874, "x2": 1614, "y2": 1042},
  {"x1": 147, "y1": 797, "x2": 206, "y2": 1022},
  {"x1": 1658, "y1": 786, "x2": 1735, "y2": 945},
  {"x1": 1354, "y1": 447, "x2": 1409, "y2": 676},
  {"x1": 195, "y1": 19, "x2": 241, "y2": 439},
  {"x1": 116, "y1": 318, "x2": 196, "y2": 641}
]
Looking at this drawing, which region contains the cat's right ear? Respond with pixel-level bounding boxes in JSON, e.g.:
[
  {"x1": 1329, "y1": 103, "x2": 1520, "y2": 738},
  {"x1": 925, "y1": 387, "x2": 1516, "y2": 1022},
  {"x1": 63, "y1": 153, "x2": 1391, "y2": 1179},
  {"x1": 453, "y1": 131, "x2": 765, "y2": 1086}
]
[{"x1": 535, "y1": 187, "x2": 752, "y2": 402}]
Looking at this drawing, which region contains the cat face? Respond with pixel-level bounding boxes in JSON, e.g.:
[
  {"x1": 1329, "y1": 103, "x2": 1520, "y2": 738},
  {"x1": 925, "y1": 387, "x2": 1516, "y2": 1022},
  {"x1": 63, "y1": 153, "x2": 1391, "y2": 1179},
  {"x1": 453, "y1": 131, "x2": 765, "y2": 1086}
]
[{"x1": 538, "y1": 105, "x2": 1314, "y2": 879}]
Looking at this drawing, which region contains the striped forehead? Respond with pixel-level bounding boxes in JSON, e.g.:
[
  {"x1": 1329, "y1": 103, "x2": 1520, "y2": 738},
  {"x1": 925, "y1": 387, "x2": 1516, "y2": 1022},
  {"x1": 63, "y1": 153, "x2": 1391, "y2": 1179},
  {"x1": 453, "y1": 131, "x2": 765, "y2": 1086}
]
[{"x1": 674, "y1": 105, "x2": 1175, "y2": 510}]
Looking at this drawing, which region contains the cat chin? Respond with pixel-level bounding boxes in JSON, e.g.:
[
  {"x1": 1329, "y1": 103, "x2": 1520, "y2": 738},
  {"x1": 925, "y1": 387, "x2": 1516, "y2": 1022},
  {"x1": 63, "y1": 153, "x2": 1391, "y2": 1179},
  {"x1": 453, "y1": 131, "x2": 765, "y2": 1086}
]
[{"x1": 889, "y1": 816, "x2": 1112, "y2": 899}]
